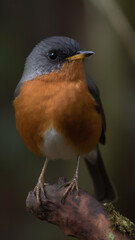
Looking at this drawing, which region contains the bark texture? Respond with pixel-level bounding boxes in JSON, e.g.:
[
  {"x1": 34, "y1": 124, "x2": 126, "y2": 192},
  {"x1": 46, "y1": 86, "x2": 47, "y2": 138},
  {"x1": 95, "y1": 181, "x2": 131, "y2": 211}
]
[{"x1": 26, "y1": 177, "x2": 135, "y2": 240}]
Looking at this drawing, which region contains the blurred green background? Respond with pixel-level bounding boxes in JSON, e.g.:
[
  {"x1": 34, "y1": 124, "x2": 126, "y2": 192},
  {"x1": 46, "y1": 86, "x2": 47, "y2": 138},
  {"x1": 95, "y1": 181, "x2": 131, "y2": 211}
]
[{"x1": 1, "y1": 0, "x2": 135, "y2": 239}]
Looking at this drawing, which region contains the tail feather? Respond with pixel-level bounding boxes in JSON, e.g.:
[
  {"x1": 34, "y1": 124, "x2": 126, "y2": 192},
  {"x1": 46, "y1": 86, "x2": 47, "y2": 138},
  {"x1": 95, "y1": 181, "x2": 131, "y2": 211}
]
[{"x1": 84, "y1": 146, "x2": 117, "y2": 202}]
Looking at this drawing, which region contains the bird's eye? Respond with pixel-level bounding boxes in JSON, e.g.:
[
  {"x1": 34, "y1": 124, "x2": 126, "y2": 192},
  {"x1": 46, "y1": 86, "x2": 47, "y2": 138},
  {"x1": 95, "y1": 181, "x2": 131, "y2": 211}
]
[{"x1": 48, "y1": 51, "x2": 58, "y2": 60}]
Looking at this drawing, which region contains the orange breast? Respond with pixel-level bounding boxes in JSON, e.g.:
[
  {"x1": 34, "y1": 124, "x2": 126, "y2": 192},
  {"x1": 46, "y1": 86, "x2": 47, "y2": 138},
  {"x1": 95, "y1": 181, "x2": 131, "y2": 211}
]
[{"x1": 13, "y1": 60, "x2": 102, "y2": 157}]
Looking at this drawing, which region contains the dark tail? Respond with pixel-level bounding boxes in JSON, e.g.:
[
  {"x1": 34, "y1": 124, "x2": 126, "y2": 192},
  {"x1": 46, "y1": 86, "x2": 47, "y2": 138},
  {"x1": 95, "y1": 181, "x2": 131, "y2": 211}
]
[{"x1": 84, "y1": 146, "x2": 117, "y2": 202}]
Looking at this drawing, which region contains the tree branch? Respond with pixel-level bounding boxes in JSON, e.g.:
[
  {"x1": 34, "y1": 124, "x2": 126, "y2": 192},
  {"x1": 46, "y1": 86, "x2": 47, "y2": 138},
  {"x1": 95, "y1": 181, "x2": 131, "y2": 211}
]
[
  {"x1": 26, "y1": 177, "x2": 135, "y2": 240},
  {"x1": 91, "y1": 0, "x2": 135, "y2": 67}
]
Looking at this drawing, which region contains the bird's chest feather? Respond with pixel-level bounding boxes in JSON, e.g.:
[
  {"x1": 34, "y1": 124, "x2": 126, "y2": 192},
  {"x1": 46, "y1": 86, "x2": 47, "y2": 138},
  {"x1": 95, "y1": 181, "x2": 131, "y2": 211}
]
[{"x1": 13, "y1": 71, "x2": 102, "y2": 158}]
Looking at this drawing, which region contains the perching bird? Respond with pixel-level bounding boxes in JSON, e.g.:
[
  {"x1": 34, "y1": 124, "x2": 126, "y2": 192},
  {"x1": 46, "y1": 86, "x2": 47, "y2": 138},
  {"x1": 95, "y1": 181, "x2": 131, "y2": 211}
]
[{"x1": 13, "y1": 36, "x2": 116, "y2": 203}]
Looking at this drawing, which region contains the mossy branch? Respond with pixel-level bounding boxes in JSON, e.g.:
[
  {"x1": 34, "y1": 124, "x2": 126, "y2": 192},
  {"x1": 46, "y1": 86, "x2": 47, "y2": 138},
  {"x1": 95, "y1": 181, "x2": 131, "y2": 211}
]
[
  {"x1": 104, "y1": 203, "x2": 135, "y2": 238},
  {"x1": 26, "y1": 177, "x2": 135, "y2": 240}
]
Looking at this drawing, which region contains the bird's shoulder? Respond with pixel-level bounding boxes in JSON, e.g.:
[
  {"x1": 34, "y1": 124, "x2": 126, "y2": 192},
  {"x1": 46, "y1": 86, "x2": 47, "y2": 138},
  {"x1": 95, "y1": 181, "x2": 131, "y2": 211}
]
[{"x1": 85, "y1": 74, "x2": 106, "y2": 144}]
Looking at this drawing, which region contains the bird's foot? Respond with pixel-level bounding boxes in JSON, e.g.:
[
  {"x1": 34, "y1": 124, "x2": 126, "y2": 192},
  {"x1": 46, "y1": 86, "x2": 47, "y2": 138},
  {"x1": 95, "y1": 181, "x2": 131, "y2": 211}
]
[
  {"x1": 34, "y1": 178, "x2": 47, "y2": 204},
  {"x1": 62, "y1": 175, "x2": 79, "y2": 202},
  {"x1": 34, "y1": 158, "x2": 49, "y2": 204}
]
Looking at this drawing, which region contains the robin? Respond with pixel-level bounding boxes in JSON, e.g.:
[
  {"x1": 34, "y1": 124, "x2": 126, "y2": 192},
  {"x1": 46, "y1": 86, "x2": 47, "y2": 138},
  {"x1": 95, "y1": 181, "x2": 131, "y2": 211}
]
[{"x1": 13, "y1": 36, "x2": 116, "y2": 203}]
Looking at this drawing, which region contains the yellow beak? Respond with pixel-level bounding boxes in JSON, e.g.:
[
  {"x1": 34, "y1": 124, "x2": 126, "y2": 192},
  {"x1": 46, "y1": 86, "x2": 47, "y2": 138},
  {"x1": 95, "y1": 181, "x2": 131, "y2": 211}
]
[{"x1": 66, "y1": 51, "x2": 95, "y2": 61}]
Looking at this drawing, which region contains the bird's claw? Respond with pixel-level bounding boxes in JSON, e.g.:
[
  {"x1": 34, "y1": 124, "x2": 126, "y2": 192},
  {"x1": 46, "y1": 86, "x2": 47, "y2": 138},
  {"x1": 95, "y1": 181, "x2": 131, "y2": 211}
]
[
  {"x1": 62, "y1": 176, "x2": 79, "y2": 202},
  {"x1": 34, "y1": 179, "x2": 46, "y2": 204}
]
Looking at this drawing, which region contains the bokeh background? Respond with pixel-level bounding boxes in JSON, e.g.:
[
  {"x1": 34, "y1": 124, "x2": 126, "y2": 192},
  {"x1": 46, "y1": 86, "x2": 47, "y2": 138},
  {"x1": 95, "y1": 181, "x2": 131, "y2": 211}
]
[{"x1": 1, "y1": 0, "x2": 135, "y2": 239}]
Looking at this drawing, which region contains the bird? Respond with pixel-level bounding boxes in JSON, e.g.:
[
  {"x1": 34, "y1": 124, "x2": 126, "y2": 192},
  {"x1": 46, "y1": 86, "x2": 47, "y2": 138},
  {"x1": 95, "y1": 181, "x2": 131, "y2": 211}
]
[{"x1": 13, "y1": 36, "x2": 116, "y2": 203}]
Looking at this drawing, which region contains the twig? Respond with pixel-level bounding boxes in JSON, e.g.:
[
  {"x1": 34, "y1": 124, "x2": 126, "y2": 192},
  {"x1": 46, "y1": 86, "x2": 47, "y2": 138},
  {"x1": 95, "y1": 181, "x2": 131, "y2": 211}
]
[
  {"x1": 26, "y1": 177, "x2": 135, "y2": 240},
  {"x1": 91, "y1": 0, "x2": 135, "y2": 66}
]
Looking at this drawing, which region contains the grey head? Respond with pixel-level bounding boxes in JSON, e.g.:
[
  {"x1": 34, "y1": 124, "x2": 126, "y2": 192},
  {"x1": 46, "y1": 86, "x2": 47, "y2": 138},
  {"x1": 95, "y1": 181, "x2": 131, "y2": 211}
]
[{"x1": 14, "y1": 36, "x2": 81, "y2": 98}]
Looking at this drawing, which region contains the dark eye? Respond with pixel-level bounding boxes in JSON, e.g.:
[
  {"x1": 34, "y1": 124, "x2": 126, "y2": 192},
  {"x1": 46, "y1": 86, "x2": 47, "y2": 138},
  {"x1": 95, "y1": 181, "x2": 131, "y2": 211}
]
[{"x1": 48, "y1": 51, "x2": 58, "y2": 60}]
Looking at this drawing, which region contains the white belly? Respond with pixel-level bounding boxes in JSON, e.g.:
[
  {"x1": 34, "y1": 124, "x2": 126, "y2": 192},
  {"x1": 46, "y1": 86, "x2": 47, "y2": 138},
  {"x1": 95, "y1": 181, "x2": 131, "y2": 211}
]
[{"x1": 39, "y1": 127, "x2": 77, "y2": 160}]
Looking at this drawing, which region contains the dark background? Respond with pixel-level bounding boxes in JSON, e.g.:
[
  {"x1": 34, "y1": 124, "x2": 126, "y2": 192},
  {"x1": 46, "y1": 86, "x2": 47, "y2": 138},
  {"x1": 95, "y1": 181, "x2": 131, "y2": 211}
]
[{"x1": 1, "y1": 0, "x2": 135, "y2": 239}]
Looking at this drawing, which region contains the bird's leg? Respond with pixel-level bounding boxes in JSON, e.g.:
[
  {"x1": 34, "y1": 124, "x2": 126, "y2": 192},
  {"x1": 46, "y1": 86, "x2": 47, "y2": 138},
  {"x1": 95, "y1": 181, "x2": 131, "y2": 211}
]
[
  {"x1": 34, "y1": 158, "x2": 48, "y2": 204},
  {"x1": 63, "y1": 156, "x2": 80, "y2": 200}
]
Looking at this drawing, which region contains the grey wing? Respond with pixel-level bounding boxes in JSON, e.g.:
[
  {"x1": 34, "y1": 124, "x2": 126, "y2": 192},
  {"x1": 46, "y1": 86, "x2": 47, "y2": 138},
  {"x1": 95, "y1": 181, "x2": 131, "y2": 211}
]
[
  {"x1": 85, "y1": 75, "x2": 116, "y2": 202},
  {"x1": 85, "y1": 74, "x2": 106, "y2": 145}
]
